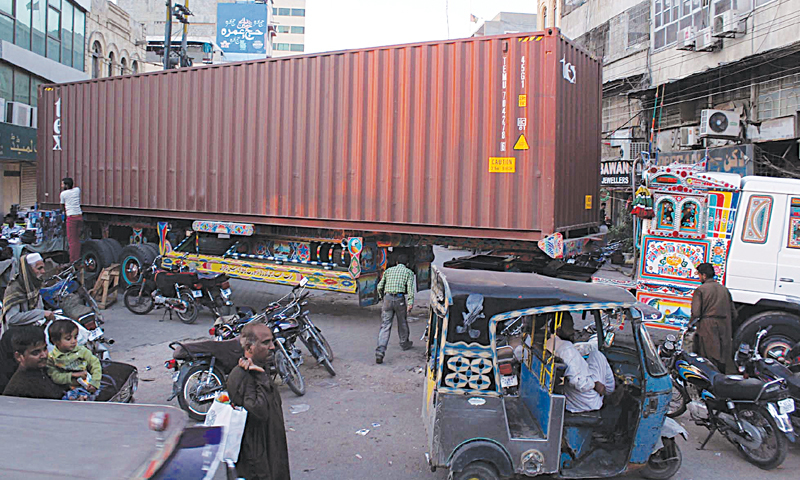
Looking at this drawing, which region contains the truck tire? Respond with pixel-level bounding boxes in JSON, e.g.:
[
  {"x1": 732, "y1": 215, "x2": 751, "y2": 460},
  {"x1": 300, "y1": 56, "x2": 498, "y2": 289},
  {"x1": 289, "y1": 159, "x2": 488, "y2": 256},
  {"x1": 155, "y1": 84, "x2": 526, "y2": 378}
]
[
  {"x1": 734, "y1": 311, "x2": 800, "y2": 362},
  {"x1": 120, "y1": 244, "x2": 157, "y2": 285},
  {"x1": 142, "y1": 242, "x2": 160, "y2": 257},
  {"x1": 102, "y1": 238, "x2": 123, "y2": 264},
  {"x1": 81, "y1": 240, "x2": 115, "y2": 275}
]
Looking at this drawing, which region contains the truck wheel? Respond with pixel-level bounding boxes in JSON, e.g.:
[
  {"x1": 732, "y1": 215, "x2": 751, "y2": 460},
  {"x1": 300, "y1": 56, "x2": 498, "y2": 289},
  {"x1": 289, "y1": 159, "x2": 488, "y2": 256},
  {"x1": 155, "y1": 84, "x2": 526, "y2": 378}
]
[
  {"x1": 81, "y1": 240, "x2": 115, "y2": 275},
  {"x1": 142, "y1": 242, "x2": 160, "y2": 257},
  {"x1": 734, "y1": 311, "x2": 800, "y2": 362},
  {"x1": 120, "y1": 244, "x2": 157, "y2": 285},
  {"x1": 449, "y1": 462, "x2": 499, "y2": 480},
  {"x1": 102, "y1": 238, "x2": 123, "y2": 264}
]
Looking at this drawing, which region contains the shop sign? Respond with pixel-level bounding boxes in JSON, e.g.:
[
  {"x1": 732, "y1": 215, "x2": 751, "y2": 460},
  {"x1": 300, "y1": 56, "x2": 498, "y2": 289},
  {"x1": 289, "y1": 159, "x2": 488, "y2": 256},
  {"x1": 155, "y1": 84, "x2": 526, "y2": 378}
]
[{"x1": 600, "y1": 160, "x2": 632, "y2": 187}]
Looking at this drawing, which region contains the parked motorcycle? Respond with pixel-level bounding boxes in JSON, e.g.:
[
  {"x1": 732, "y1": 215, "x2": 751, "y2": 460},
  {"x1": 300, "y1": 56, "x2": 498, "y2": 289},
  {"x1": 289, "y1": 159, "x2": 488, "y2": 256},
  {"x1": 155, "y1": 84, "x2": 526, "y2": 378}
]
[
  {"x1": 214, "y1": 277, "x2": 334, "y2": 378},
  {"x1": 123, "y1": 256, "x2": 199, "y2": 324},
  {"x1": 191, "y1": 273, "x2": 235, "y2": 318},
  {"x1": 659, "y1": 327, "x2": 795, "y2": 470},
  {"x1": 736, "y1": 326, "x2": 800, "y2": 431}
]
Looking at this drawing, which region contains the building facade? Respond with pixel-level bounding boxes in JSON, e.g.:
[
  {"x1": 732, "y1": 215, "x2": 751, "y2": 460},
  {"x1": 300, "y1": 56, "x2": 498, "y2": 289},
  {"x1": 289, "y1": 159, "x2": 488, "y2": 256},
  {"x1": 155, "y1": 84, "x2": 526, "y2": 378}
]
[
  {"x1": 1, "y1": 0, "x2": 90, "y2": 213},
  {"x1": 272, "y1": 0, "x2": 304, "y2": 57},
  {"x1": 559, "y1": 0, "x2": 800, "y2": 220},
  {"x1": 471, "y1": 12, "x2": 537, "y2": 37},
  {"x1": 85, "y1": 0, "x2": 146, "y2": 78}
]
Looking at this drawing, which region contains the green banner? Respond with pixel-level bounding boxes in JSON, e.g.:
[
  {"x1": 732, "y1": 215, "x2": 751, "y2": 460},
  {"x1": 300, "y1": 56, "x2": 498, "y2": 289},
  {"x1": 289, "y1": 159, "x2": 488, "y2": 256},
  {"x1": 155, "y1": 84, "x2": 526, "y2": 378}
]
[{"x1": 0, "y1": 123, "x2": 37, "y2": 162}]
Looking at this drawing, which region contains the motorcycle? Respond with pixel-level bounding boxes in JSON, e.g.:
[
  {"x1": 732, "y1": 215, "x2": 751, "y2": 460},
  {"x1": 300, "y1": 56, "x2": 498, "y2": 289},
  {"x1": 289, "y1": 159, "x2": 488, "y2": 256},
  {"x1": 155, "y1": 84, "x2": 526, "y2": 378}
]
[
  {"x1": 214, "y1": 277, "x2": 334, "y2": 378},
  {"x1": 190, "y1": 273, "x2": 235, "y2": 318},
  {"x1": 736, "y1": 326, "x2": 800, "y2": 432},
  {"x1": 123, "y1": 256, "x2": 199, "y2": 324},
  {"x1": 659, "y1": 326, "x2": 795, "y2": 470}
]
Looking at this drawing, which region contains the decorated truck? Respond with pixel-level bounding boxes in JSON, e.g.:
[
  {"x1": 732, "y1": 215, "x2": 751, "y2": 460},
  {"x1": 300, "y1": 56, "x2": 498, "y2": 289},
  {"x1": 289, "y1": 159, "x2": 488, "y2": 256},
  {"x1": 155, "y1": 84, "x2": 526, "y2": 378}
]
[
  {"x1": 625, "y1": 161, "x2": 800, "y2": 358},
  {"x1": 36, "y1": 29, "x2": 604, "y2": 306}
]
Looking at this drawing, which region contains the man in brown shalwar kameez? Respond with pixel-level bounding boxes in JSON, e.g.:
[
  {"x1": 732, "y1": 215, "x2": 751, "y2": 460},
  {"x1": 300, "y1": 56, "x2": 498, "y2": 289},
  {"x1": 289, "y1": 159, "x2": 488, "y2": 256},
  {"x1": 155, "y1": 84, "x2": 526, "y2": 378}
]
[
  {"x1": 227, "y1": 323, "x2": 291, "y2": 480},
  {"x1": 690, "y1": 263, "x2": 737, "y2": 373}
]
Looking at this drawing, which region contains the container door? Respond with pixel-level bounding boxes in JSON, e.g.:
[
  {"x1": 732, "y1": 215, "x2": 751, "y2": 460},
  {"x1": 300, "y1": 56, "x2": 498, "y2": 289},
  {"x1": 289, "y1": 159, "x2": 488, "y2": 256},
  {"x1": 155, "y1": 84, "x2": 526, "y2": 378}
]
[
  {"x1": 726, "y1": 193, "x2": 782, "y2": 294},
  {"x1": 776, "y1": 196, "x2": 800, "y2": 297}
]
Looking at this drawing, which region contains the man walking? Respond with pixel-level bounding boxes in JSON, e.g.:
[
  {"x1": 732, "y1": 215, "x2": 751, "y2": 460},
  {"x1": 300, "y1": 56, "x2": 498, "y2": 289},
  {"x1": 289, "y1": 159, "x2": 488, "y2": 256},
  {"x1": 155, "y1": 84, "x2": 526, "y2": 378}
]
[
  {"x1": 690, "y1": 263, "x2": 737, "y2": 373},
  {"x1": 375, "y1": 254, "x2": 416, "y2": 364},
  {"x1": 226, "y1": 323, "x2": 290, "y2": 480}
]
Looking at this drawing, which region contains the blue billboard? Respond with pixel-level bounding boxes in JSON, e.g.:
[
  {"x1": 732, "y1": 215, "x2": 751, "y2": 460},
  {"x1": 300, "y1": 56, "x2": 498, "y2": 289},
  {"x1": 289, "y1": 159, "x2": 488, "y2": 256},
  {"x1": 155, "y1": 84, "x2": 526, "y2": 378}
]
[{"x1": 216, "y1": 3, "x2": 269, "y2": 55}]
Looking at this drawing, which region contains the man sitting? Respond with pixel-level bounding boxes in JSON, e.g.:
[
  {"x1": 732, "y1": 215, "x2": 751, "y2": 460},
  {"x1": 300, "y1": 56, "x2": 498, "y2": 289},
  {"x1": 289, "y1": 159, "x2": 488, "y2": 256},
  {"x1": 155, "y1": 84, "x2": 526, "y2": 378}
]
[
  {"x1": 3, "y1": 326, "x2": 66, "y2": 399},
  {"x1": 546, "y1": 314, "x2": 615, "y2": 413}
]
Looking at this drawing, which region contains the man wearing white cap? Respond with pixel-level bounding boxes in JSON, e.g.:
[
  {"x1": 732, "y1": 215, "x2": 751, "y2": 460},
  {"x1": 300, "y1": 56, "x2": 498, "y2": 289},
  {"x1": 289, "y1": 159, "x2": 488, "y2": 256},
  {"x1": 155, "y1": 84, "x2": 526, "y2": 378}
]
[{"x1": 2, "y1": 253, "x2": 54, "y2": 329}]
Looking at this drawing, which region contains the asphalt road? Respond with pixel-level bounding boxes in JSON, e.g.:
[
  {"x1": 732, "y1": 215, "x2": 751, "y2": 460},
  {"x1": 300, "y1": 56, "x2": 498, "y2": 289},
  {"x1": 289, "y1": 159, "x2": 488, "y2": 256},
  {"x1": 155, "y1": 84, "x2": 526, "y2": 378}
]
[{"x1": 95, "y1": 248, "x2": 799, "y2": 480}]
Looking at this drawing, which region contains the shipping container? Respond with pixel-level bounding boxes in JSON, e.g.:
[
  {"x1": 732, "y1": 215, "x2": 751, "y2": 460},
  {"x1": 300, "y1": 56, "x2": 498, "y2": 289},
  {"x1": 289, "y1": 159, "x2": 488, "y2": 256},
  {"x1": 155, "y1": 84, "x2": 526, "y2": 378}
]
[{"x1": 38, "y1": 29, "x2": 601, "y2": 243}]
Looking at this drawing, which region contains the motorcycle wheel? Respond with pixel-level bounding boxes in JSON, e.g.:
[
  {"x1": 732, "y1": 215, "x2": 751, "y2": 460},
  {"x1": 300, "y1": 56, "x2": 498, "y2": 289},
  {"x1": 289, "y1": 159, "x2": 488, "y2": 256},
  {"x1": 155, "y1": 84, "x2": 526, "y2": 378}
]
[
  {"x1": 641, "y1": 437, "x2": 682, "y2": 480},
  {"x1": 732, "y1": 405, "x2": 788, "y2": 470},
  {"x1": 274, "y1": 343, "x2": 305, "y2": 396},
  {"x1": 667, "y1": 380, "x2": 688, "y2": 418},
  {"x1": 176, "y1": 291, "x2": 199, "y2": 324},
  {"x1": 307, "y1": 329, "x2": 335, "y2": 376},
  {"x1": 178, "y1": 364, "x2": 225, "y2": 422},
  {"x1": 123, "y1": 285, "x2": 155, "y2": 315}
]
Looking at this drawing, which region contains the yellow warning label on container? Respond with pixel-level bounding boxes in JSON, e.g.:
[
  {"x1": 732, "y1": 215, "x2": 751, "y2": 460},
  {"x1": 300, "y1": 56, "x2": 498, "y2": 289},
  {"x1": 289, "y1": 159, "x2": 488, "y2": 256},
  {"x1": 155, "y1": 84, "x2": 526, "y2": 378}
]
[
  {"x1": 518, "y1": 94, "x2": 527, "y2": 107},
  {"x1": 489, "y1": 157, "x2": 516, "y2": 173},
  {"x1": 585, "y1": 195, "x2": 593, "y2": 210},
  {"x1": 514, "y1": 134, "x2": 529, "y2": 150}
]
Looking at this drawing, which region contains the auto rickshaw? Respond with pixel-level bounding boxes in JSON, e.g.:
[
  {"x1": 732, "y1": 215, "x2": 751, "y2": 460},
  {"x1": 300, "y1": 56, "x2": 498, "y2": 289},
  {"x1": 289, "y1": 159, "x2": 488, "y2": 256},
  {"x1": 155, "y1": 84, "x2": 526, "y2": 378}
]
[{"x1": 423, "y1": 266, "x2": 685, "y2": 480}]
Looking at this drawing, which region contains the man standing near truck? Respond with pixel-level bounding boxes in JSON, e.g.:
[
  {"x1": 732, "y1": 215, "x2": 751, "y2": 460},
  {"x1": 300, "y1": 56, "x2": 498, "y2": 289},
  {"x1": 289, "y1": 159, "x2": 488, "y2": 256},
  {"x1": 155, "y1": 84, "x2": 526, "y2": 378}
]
[
  {"x1": 60, "y1": 177, "x2": 82, "y2": 263},
  {"x1": 375, "y1": 254, "x2": 416, "y2": 364},
  {"x1": 691, "y1": 263, "x2": 736, "y2": 373}
]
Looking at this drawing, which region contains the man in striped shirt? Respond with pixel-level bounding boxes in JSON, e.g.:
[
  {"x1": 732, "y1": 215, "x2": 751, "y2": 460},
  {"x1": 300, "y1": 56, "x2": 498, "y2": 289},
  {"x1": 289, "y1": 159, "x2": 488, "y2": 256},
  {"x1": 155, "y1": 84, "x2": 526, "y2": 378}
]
[{"x1": 375, "y1": 254, "x2": 416, "y2": 364}]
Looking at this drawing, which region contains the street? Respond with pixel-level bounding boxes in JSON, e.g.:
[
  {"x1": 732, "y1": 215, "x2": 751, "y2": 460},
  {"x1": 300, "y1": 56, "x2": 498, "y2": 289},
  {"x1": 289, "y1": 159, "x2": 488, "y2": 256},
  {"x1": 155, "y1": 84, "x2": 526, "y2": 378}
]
[{"x1": 99, "y1": 251, "x2": 800, "y2": 480}]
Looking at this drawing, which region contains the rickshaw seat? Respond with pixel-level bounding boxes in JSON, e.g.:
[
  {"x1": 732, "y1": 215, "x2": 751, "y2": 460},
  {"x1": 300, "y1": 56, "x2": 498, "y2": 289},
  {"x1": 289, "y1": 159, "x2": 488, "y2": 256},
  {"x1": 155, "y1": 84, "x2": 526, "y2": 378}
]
[{"x1": 563, "y1": 409, "x2": 603, "y2": 427}]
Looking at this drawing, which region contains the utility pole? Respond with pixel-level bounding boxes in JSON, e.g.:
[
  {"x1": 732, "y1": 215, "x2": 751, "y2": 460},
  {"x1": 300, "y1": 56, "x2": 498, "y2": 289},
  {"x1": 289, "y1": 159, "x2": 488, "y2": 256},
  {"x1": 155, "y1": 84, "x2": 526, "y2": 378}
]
[
  {"x1": 172, "y1": 1, "x2": 193, "y2": 67},
  {"x1": 163, "y1": 0, "x2": 172, "y2": 70}
]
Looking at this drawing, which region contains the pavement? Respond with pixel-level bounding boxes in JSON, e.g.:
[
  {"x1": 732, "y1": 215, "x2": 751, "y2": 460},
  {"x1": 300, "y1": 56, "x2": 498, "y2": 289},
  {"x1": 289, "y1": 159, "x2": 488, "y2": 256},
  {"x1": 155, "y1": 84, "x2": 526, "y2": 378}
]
[{"x1": 92, "y1": 248, "x2": 799, "y2": 480}]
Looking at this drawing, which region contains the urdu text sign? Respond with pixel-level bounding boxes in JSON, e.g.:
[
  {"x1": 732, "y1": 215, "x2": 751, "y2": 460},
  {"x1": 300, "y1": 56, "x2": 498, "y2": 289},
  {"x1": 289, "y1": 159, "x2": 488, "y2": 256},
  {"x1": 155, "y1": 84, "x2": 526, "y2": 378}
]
[{"x1": 216, "y1": 3, "x2": 269, "y2": 55}]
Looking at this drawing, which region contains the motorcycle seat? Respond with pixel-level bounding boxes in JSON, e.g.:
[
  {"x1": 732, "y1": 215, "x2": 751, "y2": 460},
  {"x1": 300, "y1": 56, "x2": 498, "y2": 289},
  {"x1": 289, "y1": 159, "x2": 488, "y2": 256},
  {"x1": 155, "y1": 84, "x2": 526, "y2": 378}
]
[
  {"x1": 172, "y1": 339, "x2": 243, "y2": 374},
  {"x1": 711, "y1": 374, "x2": 765, "y2": 400}
]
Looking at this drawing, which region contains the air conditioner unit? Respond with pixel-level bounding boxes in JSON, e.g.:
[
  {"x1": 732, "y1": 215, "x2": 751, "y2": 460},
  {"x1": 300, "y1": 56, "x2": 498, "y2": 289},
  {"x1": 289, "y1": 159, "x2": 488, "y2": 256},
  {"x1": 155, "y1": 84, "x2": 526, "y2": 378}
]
[
  {"x1": 9, "y1": 102, "x2": 33, "y2": 127},
  {"x1": 699, "y1": 109, "x2": 740, "y2": 139},
  {"x1": 0, "y1": 98, "x2": 6, "y2": 123},
  {"x1": 677, "y1": 26, "x2": 696, "y2": 51},
  {"x1": 695, "y1": 28, "x2": 720, "y2": 52},
  {"x1": 713, "y1": 10, "x2": 745, "y2": 37},
  {"x1": 680, "y1": 126, "x2": 700, "y2": 146}
]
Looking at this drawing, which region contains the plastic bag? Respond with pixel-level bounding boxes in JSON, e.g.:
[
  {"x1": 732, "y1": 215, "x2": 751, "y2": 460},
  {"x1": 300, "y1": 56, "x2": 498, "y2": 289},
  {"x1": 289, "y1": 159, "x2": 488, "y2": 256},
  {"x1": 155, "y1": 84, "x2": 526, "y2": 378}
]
[{"x1": 204, "y1": 392, "x2": 248, "y2": 463}]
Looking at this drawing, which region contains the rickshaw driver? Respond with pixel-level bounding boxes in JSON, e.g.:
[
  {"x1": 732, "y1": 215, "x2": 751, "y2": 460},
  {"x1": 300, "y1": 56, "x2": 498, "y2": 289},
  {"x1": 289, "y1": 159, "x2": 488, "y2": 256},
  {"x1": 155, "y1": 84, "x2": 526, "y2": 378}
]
[{"x1": 546, "y1": 313, "x2": 615, "y2": 413}]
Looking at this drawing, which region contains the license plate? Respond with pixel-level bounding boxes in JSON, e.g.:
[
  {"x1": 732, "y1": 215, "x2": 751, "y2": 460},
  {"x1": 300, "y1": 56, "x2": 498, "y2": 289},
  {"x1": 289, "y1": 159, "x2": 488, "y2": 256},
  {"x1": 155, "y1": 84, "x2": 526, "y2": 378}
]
[
  {"x1": 192, "y1": 290, "x2": 203, "y2": 298},
  {"x1": 500, "y1": 375, "x2": 518, "y2": 388},
  {"x1": 221, "y1": 288, "x2": 232, "y2": 297},
  {"x1": 778, "y1": 397, "x2": 795, "y2": 415},
  {"x1": 87, "y1": 328, "x2": 103, "y2": 341}
]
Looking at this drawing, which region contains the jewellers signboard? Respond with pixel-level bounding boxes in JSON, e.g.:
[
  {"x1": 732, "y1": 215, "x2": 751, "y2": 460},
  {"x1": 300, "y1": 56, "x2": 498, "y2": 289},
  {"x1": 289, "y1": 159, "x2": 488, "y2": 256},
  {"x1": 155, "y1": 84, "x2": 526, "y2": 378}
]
[{"x1": 601, "y1": 160, "x2": 632, "y2": 187}]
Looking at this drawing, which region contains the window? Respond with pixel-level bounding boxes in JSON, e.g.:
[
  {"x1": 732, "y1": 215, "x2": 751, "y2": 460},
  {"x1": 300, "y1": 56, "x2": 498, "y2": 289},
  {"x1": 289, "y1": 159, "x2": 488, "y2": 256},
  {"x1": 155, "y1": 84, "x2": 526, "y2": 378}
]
[
  {"x1": 15, "y1": 0, "x2": 32, "y2": 49},
  {"x1": 742, "y1": 195, "x2": 773, "y2": 244},
  {"x1": 73, "y1": 7, "x2": 84, "y2": 71},
  {"x1": 757, "y1": 73, "x2": 800, "y2": 121},
  {"x1": 0, "y1": 63, "x2": 12, "y2": 100},
  {"x1": 0, "y1": 7, "x2": 11, "y2": 43},
  {"x1": 61, "y1": 1, "x2": 73, "y2": 67},
  {"x1": 120, "y1": 57, "x2": 127, "y2": 75},
  {"x1": 108, "y1": 51, "x2": 115, "y2": 77},
  {"x1": 13, "y1": 70, "x2": 30, "y2": 104},
  {"x1": 788, "y1": 198, "x2": 800, "y2": 249},
  {"x1": 131, "y1": 60, "x2": 138, "y2": 74},
  {"x1": 91, "y1": 40, "x2": 102, "y2": 78},
  {"x1": 653, "y1": 0, "x2": 709, "y2": 51},
  {"x1": 290, "y1": 26, "x2": 304, "y2": 34},
  {"x1": 290, "y1": 43, "x2": 304, "y2": 52},
  {"x1": 47, "y1": 2, "x2": 61, "y2": 62},
  {"x1": 679, "y1": 200, "x2": 702, "y2": 233},
  {"x1": 30, "y1": 77, "x2": 43, "y2": 108},
  {"x1": 290, "y1": 8, "x2": 305, "y2": 16},
  {"x1": 274, "y1": 43, "x2": 290, "y2": 51},
  {"x1": 276, "y1": 25, "x2": 289, "y2": 33},
  {"x1": 277, "y1": 7, "x2": 290, "y2": 16},
  {"x1": 32, "y1": 0, "x2": 46, "y2": 55},
  {"x1": 656, "y1": 198, "x2": 677, "y2": 230}
]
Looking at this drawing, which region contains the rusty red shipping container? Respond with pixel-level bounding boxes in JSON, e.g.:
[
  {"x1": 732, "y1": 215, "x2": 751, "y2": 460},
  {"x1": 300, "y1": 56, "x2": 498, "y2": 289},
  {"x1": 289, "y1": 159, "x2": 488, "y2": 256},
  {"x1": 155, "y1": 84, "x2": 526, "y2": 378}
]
[{"x1": 38, "y1": 30, "x2": 601, "y2": 243}]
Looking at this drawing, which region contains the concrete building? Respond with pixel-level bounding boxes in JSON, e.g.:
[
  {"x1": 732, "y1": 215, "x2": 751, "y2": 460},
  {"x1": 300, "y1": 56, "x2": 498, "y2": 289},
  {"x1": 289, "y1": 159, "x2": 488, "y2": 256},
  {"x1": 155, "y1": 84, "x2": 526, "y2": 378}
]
[
  {"x1": 1, "y1": 0, "x2": 91, "y2": 213},
  {"x1": 537, "y1": 0, "x2": 562, "y2": 30},
  {"x1": 118, "y1": 0, "x2": 304, "y2": 64},
  {"x1": 272, "y1": 0, "x2": 304, "y2": 57},
  {"x1": 472, "y1": 12, "x2": 537, "y2": 37},
  {"x1": 85, "y1": 0, "x2": 147, "y2": 78},
  {"x1": 559, "y1": 0, "x2": 800, "y2": 219}
]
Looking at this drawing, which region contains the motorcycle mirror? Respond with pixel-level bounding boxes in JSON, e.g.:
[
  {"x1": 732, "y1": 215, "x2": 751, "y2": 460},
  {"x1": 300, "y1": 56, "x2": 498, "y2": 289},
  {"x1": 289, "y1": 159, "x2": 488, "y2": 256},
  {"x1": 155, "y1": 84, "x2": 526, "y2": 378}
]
[{"x1": 299, "y1": 277, "x2": 309, "y2": 288}]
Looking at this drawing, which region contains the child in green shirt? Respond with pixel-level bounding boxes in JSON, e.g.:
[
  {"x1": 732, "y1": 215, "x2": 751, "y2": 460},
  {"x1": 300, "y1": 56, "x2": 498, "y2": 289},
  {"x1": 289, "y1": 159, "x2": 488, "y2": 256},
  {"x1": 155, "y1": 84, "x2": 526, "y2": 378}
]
[{"x1": 47, "y1": 320, "x2": 102, "y2": 397}]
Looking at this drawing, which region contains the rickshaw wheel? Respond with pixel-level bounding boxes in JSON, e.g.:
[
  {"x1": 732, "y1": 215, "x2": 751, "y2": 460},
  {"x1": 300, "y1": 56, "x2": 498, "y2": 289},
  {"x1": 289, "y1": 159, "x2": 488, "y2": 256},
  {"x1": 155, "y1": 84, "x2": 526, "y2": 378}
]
[
  {"x1": 449, "y1": 461, "x2": 499, "y2": 480},
  {"x1": 641, "y1": 438, "x2": 682, "y2": 480}
]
